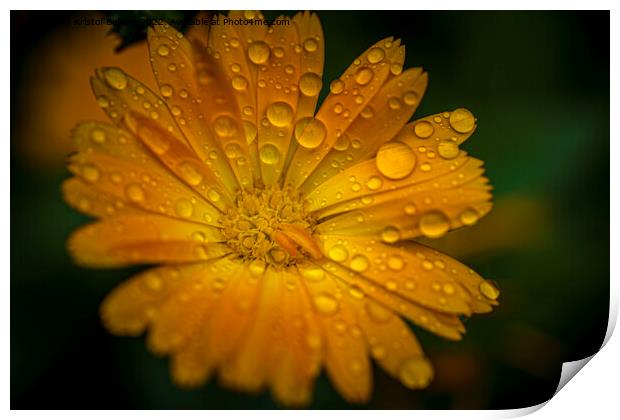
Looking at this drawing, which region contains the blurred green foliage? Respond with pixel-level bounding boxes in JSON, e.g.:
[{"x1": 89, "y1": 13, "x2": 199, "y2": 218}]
[{"x1": 11, "y1": 10, "x2": 609, "y2": 409}]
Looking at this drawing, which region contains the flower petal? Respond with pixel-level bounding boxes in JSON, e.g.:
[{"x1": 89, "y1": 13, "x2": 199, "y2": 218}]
[
  {"x1": 314, "y1": 261, "x2": 466, "y2": 340},
  {"x1": 285, "y1": 37, "x2": 404, "y2": 189},
  {"x1": 300, "y1": 67, "x2": 427, "y2": 194},
  {"x1": 68, "y1": 215, "x2": 227, "y2": 268},
  {"x1": 299, "y1": 262, "x2": 372, "y2": 403},
  {"x1": 146, "y1": 23, "x2": 253, "y2": 191},
  {"x1": 67, "y1": 122, "x2": 225, "y2": 223}
]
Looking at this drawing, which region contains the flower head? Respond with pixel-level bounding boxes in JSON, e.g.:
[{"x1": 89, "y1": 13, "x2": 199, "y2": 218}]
[{"x1": 63, "y1": 10, "x2": 498, "y2": 406}]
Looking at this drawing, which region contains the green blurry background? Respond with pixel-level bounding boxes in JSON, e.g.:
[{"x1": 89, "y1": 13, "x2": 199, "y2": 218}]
[{"x1": 11, "y1": 10, "x2": 609, "y2": 409}]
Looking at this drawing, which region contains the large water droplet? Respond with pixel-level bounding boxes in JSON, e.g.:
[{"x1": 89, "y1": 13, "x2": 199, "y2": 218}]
[
  {"x1": 81, "y1": 164, "x2": 101, "y2": 183},
  {"x1": 247, "y1": 41, "x2": 270, "y2": 64},
  {"x1": 479, "y1": 280, "x2": 500, "y2": 300},
  {"x1": 259, "y1": 143, "x2": 281, "y2": 165},
  {"x1": 419, "y1": 211, "x2": 450, "y2": 238},
  {"x1": 160, "y1": 84, "x2": 174, "y2": 98},
  {"x1": 174, "y1": 198, "x2": 193, "y2": 217},
  {"x1": 414, "y1": 121, "x2": 434, "y2": 139},
  {"x1": 367, "y1": 47, "x2": 385, "y2": 64},
  {"x1": 243, "y1": 121, "x2": 258, "y2": 144},
  {"x1": 376, "y1": 141, "x2": 417, "y2": 180},
  {"x1": 459, "y1": 208, "x2": 480, "y2": 226},
  {"x1": 303, "y1": 38, "x2": 319, "y2": 52},
  {"x1": 178, "y1": 161, "x2": 203, "y2": 186},
  {"x1": 313, "y1": 293, "x2": 339, "y2": 315},
  {"x1": 437, "y1": 139, "x2": 460, "y2": 159},
  {"x1": 157, "y1": 44, "x2": 170, "y2": 57},
  {"x1": 213, "y1": 115, "x2": 238, "y2": 137},
  {"x1": 294, "y1": 117, "x2": 326, "y2": 149},
  {"x1": 103, "y1": 68, "x2": 128, "y2": 90},
  {"x1": 355, "y1": 67, "x2": 374, "y2": 85},
  {"x1": 231, "y1": 75, "x2": 248, "y2": 91},
  {"x1": 381, "y1": 225, "x2": 401, "y2": 244},
  {"x1": 266, "y1": 101, "x2": 294, "y2": 127},
  {"x1": 299, "y1": 72, "x2": 323, "y2": 96},
  {"x1": 399, "y1": 358, "x2": 433, "y2": 389},
  {"x1": 350, "y1": 254, "x2": 370, "y2": 272},
  {"x1": 449, "y1": 108, "x2": 475, "y2": 133},
  {"x1": 328, "y1": 244, "x2": 349, "y2": 262},
  {"x1": 125, "y1": 183, "x2": 145, "y2": 202},
  {"x1": 330, "y1": 79, "x2": 345, "y2": 94}
]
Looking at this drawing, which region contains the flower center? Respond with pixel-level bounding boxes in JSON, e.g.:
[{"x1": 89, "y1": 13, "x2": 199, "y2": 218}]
[{"x1": 220, "y1": 186, "x2": 323, "y2": 266}]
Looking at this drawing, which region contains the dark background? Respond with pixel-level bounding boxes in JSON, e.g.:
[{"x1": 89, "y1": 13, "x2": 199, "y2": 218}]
[{"x1": 11, "y1": 10, "x2": 610, "y2": 409}]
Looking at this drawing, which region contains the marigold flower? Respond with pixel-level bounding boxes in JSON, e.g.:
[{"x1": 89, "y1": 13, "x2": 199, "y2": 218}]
[{"x1": 63, "y1": 10, "x2": 499, "y2": 406}]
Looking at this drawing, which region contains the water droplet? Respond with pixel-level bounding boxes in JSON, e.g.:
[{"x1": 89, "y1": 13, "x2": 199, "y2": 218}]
[
  {"x1": 224, "y1": 142, "x2": 242, "y2": 159},
  {"x1": 366, "y1": 301, "x2": 392, "y2": 323},
  {"x1": 381, "y1": 225, "x2": 401, "y2": 244},
  {"x1": 387, "y1": 255, "x2": 405, "y2": 271},
  {"x1": 96, "y1": 95, "x2": 109, "y2": 108},
  {"x1": 360, "y1": 106, "x2": 374, "y2": 119},
  {"x1": 329, "y1": 79, "x2": 345, "y2": 94},
  {"x1": 350, "y1": 254, "x2": 370, "y2": 272},
  {"x1": 399, "y1": 358, "x2": 433, "y2": 389},
  {"x1": 259, "y1": 143, "x2": 281, "y2": 165},
  {"x1": 194, "y1": 244, "x2": 209, "y2": 259},
  {"x1": 313, "y1": 293, "x2": 339, "y2": 315},
  {"x1": 231, "y1": 75, "x2": 248, "y2": 91},
  {"x1": 371, "y1": 345, "x2": 387, "y2": 359},
  {"x1": 367, "y1": 47, "x2": 385, "y2": 64},
  {"x1": 299, "y1": 72, "x2": 322, "y2": 96},
  {"x1": 174, "y1": 198, "x2": 193, "y2": 217},
  {"x1": 294, "y1": 117, "x2": 326, "y2": 149},
  {"x1": 404, "y1": 203, "x2": 417, "y2": 215},
  {"x1": 207, "y1": 189, "x2": 221, "y2": 202},
  {"x1": 81, "y1": 164, "x2": 100, "y2": 183},
  {"x1": 419, "y1": 211, "x2": 450, "y2": 238},
  {"x1": 390, "y1": 63, "x2": 403, "y2": 75},
  {"x1": 247, "y1": 41, "x2": 270, "y2": 64},
  {"x1": 355, "y1": 67, "x2": 374, "y2": 85},
  {"x1": 414, "y1": 121, "x2": 434, "y2": 138},
  {"x1": 349, "y1": 285, "x2": 365, "y2": 299},
  {"x1": 333, "y1": 134, "x2": 350, "y2": 151},
  {"x1": 301, "y1": 266, "x2": 325, "y2": 282},
  {"x1": 273, "y1": 47, "x2": 285, "y2": 58},
  {"x1": 388, "y1": 97, "x2": 402, "y2": 110},
  {"x1": 125, "y1": 183, "x2": 145, "y2": 202},
  {"x1": 213, "y1": 115, "x2": 238, "y2": 137},
  {"x1": 449, "y1": 108, "x2": 475, "y2": 133},
  {"x1": 177, "y1": 161, "x2": 203, "y2": 186},
  {"x1": 367, "y1": 176, "x2": 383, "y2": 190},
  {"x1": 403, "y1": 91, "x2": 418, "y2": 106},
  {"x1": 159, "y1": 84, "x2": 174, "y2": 98},
  {"x1": 142, "y1": 273, "x2": 164, "y2": 293},
  {"x1": 328, "y1": 244, "x2": 349, "y2": 262},
  {"x1": 376, "y1": 141, "x2": 417, "y2": 180},
  {"x1": 243, "y1": 121, "x2": 257, "y2": 144},
  {"x1": 266, "y1": 101, "x2": 294, "y2": 127},
  {"x1": 103, "y1": 68, "x2": 128, "y2": 90},
  {"x1": 459, "y1": 208, "x2": 480, "y2": 226},
  {"x1": 437, "y1": 140, "x2": 460, "y2": 160},
  {"x1": 157, "y1": 44, "x2": 170, "y2": 57},
  {"x1": 443, "y1": 284, "x2": 455, "y2": 295},
  {"x1": 90, "y1": 128, "x2": 106, "y2": 144},
  {"x1": 479, "y1": 281, "x2": 500, "y2": 300},
  {"x1": 303, "y1": 38, "x2": 318, "y2": 52}
]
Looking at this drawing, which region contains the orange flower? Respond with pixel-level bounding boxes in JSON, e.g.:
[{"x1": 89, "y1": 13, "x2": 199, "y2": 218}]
[{"x1": 63, "y1": 10, "x2": 498, "y2": 406}]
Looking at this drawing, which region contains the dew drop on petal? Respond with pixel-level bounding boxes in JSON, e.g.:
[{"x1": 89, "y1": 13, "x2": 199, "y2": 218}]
[
  {"x1": 328, "y1": 244, "x2": 349, "y2": 262},
  {"x1": 449, "y1": 108, "x2": 475, "y2": 133},
  {"x1": 350, "y1": 254, "x2": 370, "y2": 272},
  {"x1": 159, "y1": 84, "x2": 174, "y2": 98},
  {"x1": 303, "y1": 38, "x2": 319, "y2": 52},
  {"x1": 247, "y1": 41, "x2": 270, "y2": 64},
  {"x1": 266, "y1": 101, "x2": 294, "y2": 127},
  {"x1": 459, "y1": 208, "x2": 480, "y2": 226},
  {"x1": 479, "y1": 281, "x2": 500, "y2": 300},
  {"x1": 81, "y1": 164, "x2": 101, "y2": 183},
  {"x1": 414, "y1": 121, "x2": 434, "y2": 138},
  {"x1": 437, "y1": 140, "x2": 460, "y2": 159},
  {"x1": 381, "y1": 225, "x2": 401, "y2": 244},
  {"x1": 403, "y1": 91, "x2": 419, "y2": 106},
  {"x1": 90, "y1": 128, "x2": 106, "y2": 144},
  {"x1": 301, "y1": 265, "x2": 325, "y2": 282},
  {"x1": 313, "y1": 293, "x2": 339, "y2": 315},
  {"x1": 399, "y1": 358, "x2": 433, "y2": 389},
  {"x1": 103, "y1": 68, "x2": 128, "y2": 90},
  {"x1": 367, "y1": 176, "x2": 383, "y2": 190},
  {"x1": 376, "y1": 141, "x2": 417, "y2": 180},
  {"x1": 125, "y1": 183, "x2": 145, "y2": 202},
  {"x1": 299, "y1": 72, "x2": 323, "y2": 96},
  {"x1": 174, "y1": 198, "x2": 193, "y2": 217},
  {"x1": 213, "y1": 115, "x2": 238, "y2": 137},
  {"x1": 419, "y1": 211, "x2": 450, "y2": 238},
  {"x1": 365, "y1": 301, "x2": 392, "y2": 323},
  {"x1": 259, "y1": 143, "x2": 281, "y2": 165},
  {"x1": 294, "y1": 117, "x2": 327, "y2": 149},
  {"x1": 387, "y1": 255, "x2": 405, "y2": 271},
  {"x1": 355, "y1": 67, "x2": 374, "y2": 85},
  {"x1": 231, "y1": 75, "x2": 248, "y2": 91},
  {"x1": 177, "y1": 161, "x2": 203, "y2": 186},
  {"x1": 330, "y1": 79, "x2": 345, "y2": 94},
  {"x1": 367, "y1": 47, "x2": 385, "y2": 64},
  {"x1": 157, "y1": 44, "x2": 170, "y2": 57}
]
